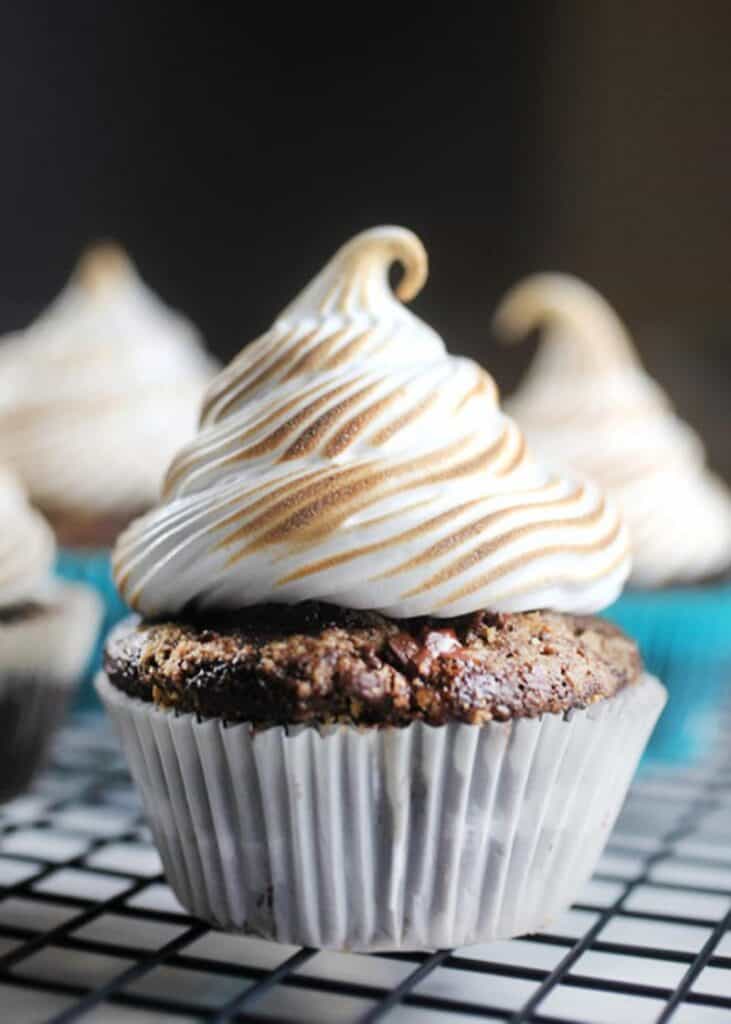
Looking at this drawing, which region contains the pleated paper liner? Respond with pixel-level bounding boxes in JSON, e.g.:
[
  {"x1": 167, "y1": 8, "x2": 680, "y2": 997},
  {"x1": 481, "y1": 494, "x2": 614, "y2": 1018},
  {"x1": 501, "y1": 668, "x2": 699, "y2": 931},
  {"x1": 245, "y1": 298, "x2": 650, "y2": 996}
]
[
  {"x1": 97, "y1": 672, "x2": 665, "y2": 951},
  {"x1": 0, "y1": 583, "x2": 102, "y2": 803},
  {"x1": 0, "y1": 677, "x2": 71, "y2": 803},
  {"x1": 604, "y1": 581, "x2": 731, "y2": 764}
]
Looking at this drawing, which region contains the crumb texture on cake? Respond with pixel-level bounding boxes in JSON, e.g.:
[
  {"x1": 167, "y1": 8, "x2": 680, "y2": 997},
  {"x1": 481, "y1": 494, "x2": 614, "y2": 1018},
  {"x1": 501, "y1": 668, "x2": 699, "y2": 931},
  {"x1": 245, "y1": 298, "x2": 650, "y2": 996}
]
[{"x1": 104, "y1": 603, "x2": 643, "y2": 727}]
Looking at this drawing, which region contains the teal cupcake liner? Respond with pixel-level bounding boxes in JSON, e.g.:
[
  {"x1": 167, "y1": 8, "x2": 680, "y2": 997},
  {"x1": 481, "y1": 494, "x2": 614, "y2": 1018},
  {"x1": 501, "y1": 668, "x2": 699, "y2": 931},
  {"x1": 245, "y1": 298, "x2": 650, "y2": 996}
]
[
  {"x1": 603, "y1": 582, "x2": 731, "y2": 764},
  {"x1": 55, "y1": 549, "x2": 128, "y2": 709}
]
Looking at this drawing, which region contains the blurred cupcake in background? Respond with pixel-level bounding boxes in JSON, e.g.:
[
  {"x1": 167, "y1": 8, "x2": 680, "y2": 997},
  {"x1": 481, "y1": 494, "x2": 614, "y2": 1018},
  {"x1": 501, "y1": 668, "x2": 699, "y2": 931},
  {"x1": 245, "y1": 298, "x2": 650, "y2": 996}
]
[
  {"x1": 0, "y1": 243, "x2": 217, "y2": 700},
  {"x1": 0, "y1": 466, "x2": 101, "y2": 799},
  {"x1": 494, "y1": 273, "x2": 731, "y2": 762}
]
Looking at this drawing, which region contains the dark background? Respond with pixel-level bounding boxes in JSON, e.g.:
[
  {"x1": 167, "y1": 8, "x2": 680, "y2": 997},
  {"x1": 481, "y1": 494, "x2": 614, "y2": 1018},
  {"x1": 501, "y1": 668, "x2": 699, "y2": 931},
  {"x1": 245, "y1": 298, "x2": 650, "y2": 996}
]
[{"x1": 1, "y1": 2, "x2": 729, "y2": 472}]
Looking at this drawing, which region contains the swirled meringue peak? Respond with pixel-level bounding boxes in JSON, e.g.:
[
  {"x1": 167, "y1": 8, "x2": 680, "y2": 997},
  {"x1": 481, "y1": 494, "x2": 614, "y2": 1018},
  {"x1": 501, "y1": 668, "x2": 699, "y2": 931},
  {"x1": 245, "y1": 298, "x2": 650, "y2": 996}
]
[
  {"x1": 0, "y1": 243, "x2": 217, "y2": 518},
  {"x1": 496, "y1": 273, "x2": 731, "y2": 587},
  {"x1": 114, "y1": 227, "x2": 630, "y2": 618},
  {"x1": 0, "y1": 465, "x2": 55, "y2": 609}
]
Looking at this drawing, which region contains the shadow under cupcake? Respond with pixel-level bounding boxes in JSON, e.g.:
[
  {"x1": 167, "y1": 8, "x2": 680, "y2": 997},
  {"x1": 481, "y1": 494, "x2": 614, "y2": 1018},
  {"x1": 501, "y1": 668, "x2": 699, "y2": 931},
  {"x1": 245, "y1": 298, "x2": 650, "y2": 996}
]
[{"x1": 97, "y1": 227, "x2": 664, "y2": 950}]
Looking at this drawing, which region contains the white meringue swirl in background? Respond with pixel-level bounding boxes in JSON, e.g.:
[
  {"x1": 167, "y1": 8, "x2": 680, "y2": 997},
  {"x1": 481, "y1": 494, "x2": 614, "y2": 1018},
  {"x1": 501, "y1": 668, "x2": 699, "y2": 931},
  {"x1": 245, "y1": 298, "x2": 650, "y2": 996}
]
[
  {"x1": 496, "y1": 273, "x2": 731, "y2": 588},
  {"x1": 114, "y1": 227, "x2": 630, "y2": 619},
  {"x1": 0, "y1": 243, "x2": 217, "y2": 518},
  {"x1": 0, "y1": 465, "x2": 56, "y2": 608}
]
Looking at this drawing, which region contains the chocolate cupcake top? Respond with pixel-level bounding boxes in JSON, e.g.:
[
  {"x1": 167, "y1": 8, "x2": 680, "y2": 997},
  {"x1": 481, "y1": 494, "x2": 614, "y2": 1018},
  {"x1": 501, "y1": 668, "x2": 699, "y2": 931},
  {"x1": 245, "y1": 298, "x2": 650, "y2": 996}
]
[
  {"x1": 105, "y1": 606, "x2": 642, "y2": 726},
  {"x1": 114, "y1": 227, "x2": 630, "y2": 619},
  {"x1": 0, "y1": 465, "x2": 55, "y2": 609},
  {"x1": 495, "y1": 273, "x2": 731, "y2": 587},
  {"x1": 0, "y1": 243, "x2": 217, "y2": 522}
]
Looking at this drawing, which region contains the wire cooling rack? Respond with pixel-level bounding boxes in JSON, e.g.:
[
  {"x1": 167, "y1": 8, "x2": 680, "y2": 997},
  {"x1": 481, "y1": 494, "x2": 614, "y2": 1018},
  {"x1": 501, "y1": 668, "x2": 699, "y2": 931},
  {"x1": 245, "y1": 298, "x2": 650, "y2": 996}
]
[{"x1": 0, "y1": 715, "x2": 730, "y2": 1024}]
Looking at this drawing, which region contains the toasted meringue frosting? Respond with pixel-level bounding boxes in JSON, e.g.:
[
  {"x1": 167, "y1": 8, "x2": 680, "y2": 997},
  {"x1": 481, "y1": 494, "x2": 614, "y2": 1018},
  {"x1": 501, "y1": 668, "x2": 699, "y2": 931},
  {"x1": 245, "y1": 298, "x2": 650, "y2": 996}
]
[
  {"x1": 496, "y1": 273, "x2": 731, "y2": 587},
  {"x1": 0, "y1": 465, "x2": 56, "y2": 608},
  {"x1": 0, "y1": 243, "x2": 217, "y2": 519},
  {"x1": 114, "y1": 227, "x2": 630, "y2": 618}
]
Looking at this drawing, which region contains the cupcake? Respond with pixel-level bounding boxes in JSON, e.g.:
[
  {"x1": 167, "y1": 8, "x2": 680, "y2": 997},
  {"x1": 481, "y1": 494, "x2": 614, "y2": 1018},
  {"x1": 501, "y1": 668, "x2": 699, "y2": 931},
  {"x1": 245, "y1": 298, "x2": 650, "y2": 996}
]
[
  {"x1": 97, "y1": 228, "x2": 664, "y2": 950},
  {"x1": 0, "y1": 243, "x2": 217, "y2": 698},
  {"x1": 0, "y1": 466, "x2": 101, "y2": 801},
  {"x1": 494, "y1": 273, "x2": 731, "y2": 761}
]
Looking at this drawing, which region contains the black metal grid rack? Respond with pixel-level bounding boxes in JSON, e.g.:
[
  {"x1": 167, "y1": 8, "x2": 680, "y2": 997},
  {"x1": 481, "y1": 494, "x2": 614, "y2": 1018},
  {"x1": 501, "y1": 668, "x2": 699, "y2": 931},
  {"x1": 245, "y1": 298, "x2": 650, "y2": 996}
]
[{"x1": 1, "y1": 715, "x2": 730, "y2": 1024}]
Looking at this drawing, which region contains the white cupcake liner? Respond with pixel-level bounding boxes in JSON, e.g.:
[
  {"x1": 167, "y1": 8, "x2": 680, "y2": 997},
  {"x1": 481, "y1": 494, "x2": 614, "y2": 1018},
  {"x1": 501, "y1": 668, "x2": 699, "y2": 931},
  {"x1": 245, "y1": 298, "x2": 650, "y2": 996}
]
[
  {"x1": 96, "y1": 672, "x2": 665, "y2": 951},
  {"x1": 0, "y1": 582, "x2": 102, "y2": 803},
  {"x1": 0, "y1": 676, "x2": 71, "y2": 803}
]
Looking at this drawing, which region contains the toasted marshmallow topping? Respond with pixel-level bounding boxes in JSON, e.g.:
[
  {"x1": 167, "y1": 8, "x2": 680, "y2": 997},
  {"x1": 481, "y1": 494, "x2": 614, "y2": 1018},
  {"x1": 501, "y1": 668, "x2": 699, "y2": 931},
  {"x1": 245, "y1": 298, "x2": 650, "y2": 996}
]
[
  {"x1": 114, "y1": 228, "x2": 630, "y2": 617},
  {"x1": 0, "y1": 465, "x2": 55, "y2": 608},
  {"x1": 0, "y1": 243, "x2": 217, "y2": 519},
  {"x1": 496, "y1": 273, "x2": 731, "y2": 587}
]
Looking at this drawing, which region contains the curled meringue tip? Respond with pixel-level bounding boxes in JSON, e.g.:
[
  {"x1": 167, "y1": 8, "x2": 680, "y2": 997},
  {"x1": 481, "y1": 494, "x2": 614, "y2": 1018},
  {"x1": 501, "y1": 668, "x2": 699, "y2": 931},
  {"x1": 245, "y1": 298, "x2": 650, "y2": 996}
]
[
  {"x1": 277, "y1": 226, "x2": 428, "y2": 323},
  {"x1": 331, "y1": 225, "x2": 428, "y2": 302},
  {"x1": 75, "y1": 240, "x2": 134, "y2": 294},
  {"x1": 493, "y1": 272, "x2": 638, "y2": 367},
  {"x1": 313, "y1": 222, "x2": 427, "y2": 301}
]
